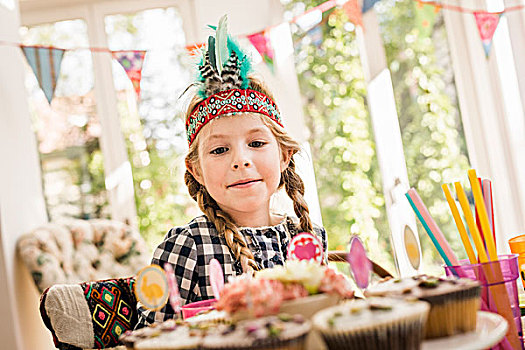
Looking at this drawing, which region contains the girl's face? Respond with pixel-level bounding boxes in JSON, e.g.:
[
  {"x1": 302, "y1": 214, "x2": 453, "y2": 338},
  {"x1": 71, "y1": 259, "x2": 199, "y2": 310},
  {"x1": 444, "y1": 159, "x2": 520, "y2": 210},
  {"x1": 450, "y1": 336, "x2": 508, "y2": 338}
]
[{"x1": 188, "y1": 114, "x2": 291, "y2": 225}]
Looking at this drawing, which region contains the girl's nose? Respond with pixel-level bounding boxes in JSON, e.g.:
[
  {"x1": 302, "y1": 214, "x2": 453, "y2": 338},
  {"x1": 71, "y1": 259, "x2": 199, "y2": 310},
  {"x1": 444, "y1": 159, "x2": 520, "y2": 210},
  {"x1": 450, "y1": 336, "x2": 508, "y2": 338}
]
[{"x1": 232, "y1": 161, "x2": 251, "y2": 169}]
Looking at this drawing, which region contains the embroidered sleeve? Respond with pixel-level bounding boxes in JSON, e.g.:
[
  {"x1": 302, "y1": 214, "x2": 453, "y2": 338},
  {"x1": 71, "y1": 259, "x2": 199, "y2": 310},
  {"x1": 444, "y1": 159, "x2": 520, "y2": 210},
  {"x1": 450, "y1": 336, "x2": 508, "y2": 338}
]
[{"x1": 135, "y1": 228, "x2": 198, "y2": 329}]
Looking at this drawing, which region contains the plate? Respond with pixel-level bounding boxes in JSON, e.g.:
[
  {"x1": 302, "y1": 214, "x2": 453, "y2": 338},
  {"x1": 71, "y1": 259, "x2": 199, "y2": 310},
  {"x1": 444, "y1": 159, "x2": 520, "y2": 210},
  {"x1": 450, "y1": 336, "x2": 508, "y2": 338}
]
[{"x1": 422, "y1": 311, "x2": 509, "y2": 350}]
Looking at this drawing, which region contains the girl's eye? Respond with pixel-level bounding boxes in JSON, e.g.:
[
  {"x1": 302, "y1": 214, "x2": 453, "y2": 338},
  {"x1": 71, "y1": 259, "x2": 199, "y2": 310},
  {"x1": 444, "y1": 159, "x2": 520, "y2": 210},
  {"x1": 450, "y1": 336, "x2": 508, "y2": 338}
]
[
  {"x1": 210, "y1": 147, "x2": 228, "y2": 155},
  {"x1": 249, "y1": 141, "x2": 266, "y2": 148}
]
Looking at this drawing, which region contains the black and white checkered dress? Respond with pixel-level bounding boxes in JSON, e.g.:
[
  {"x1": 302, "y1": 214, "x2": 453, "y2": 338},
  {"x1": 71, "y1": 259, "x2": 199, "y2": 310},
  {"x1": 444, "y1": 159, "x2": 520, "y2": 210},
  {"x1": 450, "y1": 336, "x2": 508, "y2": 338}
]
[{"x1": 135, "y1": 214, "x2": 327, "y2": 328}]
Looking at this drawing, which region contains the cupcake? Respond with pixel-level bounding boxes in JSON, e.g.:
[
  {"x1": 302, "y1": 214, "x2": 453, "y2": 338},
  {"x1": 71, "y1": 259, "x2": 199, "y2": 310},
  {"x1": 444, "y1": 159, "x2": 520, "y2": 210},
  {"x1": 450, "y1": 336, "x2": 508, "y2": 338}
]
[
  {"x1": 312, "y1": 298, "x2": 430, "y2": 350},
  {"x1": 365, "y1": 275, "x2": 481, "y2": 338},
  {"x1": 119, "y1": 319, "x2": 202, "y2": 350},
  {"x1": 201, "y1": 313, "x2": 311, "y2": 350},
  {"x1": 185, "y1": 309, "x2": 230, "y2": 325}
]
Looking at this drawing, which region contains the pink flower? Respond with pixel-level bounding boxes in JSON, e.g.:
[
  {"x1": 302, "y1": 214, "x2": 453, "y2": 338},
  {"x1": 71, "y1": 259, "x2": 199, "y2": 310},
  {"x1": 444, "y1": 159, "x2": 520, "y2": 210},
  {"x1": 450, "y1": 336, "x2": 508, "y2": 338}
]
[{"x1": 98, "y1": 311, "x2": 105, "y2": 320}]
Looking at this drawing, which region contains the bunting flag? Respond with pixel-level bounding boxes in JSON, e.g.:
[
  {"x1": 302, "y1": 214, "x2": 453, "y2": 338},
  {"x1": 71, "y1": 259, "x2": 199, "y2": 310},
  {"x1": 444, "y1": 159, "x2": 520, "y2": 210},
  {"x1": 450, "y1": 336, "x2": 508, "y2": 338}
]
[
  {"x1": 342, "y1": 0, "x2": 363, "y2": 27},
  {"x1": 415, "y1": 0, "x2": 439, "y2": 39},
  {"x1": 185, "y1": 42, "x2": 206, "y2": 56},
  {"x1": 362, "y1": 0, "x2": 381, "y2": 13},
  {"x1": 22, "y1": 46, "x2": 65, "y2": 104},
  {"x1": 308, "y1": 26, "x2": 324, "y2": 48},
  {"x1": 247, "y1": 30, "x2": 275, "y2": 73},
  {"x1": 473, "y1": 12, "x2": 501, "y2": 57},
  {"x1": 111, "y1": 50, "x2": 146, "y2": 97}
]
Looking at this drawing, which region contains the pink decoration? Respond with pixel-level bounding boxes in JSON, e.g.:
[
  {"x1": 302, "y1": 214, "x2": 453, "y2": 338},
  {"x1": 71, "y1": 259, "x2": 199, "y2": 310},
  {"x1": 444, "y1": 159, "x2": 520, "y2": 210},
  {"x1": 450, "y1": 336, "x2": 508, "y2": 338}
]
[
  {"x1": 287, "y1": 232, "x2": 324, "y2": 264},
  {"x1": 111, "y1": 50, "x2": 146, "y2": 97},
  {"x1": 342, "y1": 0, "x2": 363, "y2": 27},
  {"x1": 347, "y1": 236, "x2": 371, "y2": 290},
  {"x1": 473, "y1": 12, "x2": 501, "y2": 56},
  {"x1": 407, "y1": 188, "x2": 460, "y2": 265},
  {"x1": 163, "y1": 263, "x2": 181, "y2": 314},
  {"x1": 209, "y1": 258, "x2": 224, "y2": 300},
  {"x1": 247, "y1": 30, "x2": 274, "y2": 72}
]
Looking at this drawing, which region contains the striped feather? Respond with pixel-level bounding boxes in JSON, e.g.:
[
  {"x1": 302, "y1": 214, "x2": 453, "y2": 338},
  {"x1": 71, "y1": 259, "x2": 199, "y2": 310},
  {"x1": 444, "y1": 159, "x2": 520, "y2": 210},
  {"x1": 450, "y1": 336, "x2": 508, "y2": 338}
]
[{"x1": 221, "y1": 51, "x2": 242, "y2": 90}]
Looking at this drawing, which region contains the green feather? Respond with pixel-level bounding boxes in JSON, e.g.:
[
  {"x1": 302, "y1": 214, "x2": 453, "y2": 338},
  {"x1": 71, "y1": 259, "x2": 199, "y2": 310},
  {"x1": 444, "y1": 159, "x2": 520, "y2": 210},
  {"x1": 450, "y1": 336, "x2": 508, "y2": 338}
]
[
  {"x1": 215, "y1": 15, "x2": 229, "y2": 75},
  {"x1": 208, "y1": 36, "x2": 216, "y2": 69}
]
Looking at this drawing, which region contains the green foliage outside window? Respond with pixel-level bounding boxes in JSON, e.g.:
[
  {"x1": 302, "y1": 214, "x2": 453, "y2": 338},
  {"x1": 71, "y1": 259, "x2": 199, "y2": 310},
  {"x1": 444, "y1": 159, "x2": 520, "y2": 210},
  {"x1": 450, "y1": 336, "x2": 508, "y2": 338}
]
[{"x1": 285, "y1": 0, "x2": 470, "y2": 273}]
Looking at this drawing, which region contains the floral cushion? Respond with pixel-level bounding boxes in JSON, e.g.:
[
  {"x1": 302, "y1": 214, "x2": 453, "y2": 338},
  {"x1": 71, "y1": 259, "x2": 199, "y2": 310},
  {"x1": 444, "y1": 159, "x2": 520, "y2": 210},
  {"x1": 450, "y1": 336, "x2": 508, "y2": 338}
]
[
  {"x1": 40, "y1": 277, "x2": 137, "y2": 349},
  {"x1": 17, "y1": 219, "x2": 149, "y2": 293}
]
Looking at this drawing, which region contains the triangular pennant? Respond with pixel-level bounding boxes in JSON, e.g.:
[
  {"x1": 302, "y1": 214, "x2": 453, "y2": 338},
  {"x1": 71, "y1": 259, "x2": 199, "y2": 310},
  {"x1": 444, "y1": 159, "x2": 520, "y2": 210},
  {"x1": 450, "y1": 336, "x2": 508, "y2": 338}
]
[
  {"x1": 342, "y1": 0, "x2": 363, "y2": 27},
  {"x1": 185, "y1": 42, "x2": 206, "y2": 57},
  {"x1": 247, "y1": 30, "x2": 275, "y2": 73},
  {"x1": 22, "y1": 46, "x2": 65, "y2": 104},
  {"x1": 307, "y1": 25, "x2": 324, "y2": 48},
  {"x1": 473, "y1": 12, "x2": 501, "y2": 57},
  {"x1": 362, "y1": 0, "x2": 381, "y2": 13},
  {"x1": 415, "y1": 1, "x2": 437, "y2": 39},
  {"x1": 111, "y1": 50, "x2": 146, "y2": 97}
]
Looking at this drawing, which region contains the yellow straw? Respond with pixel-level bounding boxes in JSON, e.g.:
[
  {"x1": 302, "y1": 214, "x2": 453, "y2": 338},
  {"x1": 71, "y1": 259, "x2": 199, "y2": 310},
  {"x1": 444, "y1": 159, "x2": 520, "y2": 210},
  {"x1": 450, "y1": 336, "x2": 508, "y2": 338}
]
[
  {"x1": 468, "y1": 169, "x2": 498, "y2": 261},
  {"x1": 454, "y1": 182, "x2": 489, "y2": 263},
  {"x1": 442, "y1": 184, "x2": 477, "y2": 264}
]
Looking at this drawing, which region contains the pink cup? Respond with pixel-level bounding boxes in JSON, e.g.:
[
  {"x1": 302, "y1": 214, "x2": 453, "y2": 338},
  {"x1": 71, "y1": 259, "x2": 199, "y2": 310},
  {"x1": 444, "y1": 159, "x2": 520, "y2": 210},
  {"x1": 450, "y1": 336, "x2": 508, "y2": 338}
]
[
  {"x1": 444, "y1": 254, "x2": 523, "y2": 350},
  {"x1": 181, "y1": 298, "x2": 216, "y2": 319}
]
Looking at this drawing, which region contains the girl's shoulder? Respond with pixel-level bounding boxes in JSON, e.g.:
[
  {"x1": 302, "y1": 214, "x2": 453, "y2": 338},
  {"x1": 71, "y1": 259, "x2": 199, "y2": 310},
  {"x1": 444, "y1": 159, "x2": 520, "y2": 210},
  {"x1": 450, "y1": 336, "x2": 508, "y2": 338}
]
[
  {"x1": 164, "y1": 215, "x2": 219, "y2": 241},
  {"x1": 284, "y1": 215, "x2": 326, "y2": 235}
]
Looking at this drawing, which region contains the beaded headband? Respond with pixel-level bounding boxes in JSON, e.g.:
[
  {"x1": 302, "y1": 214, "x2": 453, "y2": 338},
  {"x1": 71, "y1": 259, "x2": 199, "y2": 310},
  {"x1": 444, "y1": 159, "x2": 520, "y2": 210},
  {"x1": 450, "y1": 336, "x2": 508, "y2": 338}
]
[{"x1": 186, "y1": 15, "x2": 282, "y2": 145}]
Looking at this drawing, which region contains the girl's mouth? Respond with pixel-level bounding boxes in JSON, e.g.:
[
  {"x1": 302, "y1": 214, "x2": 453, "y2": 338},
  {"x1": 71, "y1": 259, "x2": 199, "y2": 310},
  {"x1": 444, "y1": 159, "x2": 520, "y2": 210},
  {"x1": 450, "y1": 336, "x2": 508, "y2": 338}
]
[{"x1": 227, "y1": 179, "x2": 262, "y2": 188}]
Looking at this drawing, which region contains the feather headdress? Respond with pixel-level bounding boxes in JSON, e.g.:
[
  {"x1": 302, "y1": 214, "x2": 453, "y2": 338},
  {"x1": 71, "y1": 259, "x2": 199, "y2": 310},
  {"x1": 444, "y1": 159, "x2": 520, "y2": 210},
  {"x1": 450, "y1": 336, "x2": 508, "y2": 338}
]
[
  {"x1": 186, "y1": 15, "x2": 283, "y2": 145},
  {"x1": 196, "y1": 15, "x2": 252, "y2": 99}
]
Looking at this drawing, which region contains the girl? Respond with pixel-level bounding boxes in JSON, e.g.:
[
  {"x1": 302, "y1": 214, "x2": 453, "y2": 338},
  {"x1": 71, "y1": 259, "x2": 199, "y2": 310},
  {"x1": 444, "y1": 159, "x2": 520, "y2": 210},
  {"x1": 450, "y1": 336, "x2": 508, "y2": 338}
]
[{"x1": 136, "y1": 16, "x2": 327, "y2": 328}]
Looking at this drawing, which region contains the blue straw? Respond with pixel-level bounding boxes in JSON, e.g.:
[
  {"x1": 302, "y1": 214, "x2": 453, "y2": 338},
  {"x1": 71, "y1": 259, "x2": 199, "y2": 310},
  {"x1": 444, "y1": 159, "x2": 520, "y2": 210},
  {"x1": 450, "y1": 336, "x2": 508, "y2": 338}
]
[{"x1": 405, "y1": 193, "x2": 459, "y2": 276}]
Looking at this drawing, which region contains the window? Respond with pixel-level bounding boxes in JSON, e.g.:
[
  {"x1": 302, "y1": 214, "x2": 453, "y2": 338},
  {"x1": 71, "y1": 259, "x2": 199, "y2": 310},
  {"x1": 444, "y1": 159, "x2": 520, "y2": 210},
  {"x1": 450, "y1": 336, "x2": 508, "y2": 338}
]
[
  {"x1": 20, "y1": 19, "x2": 109, "y2": 220},
  {"x1": 104, "y1": 7, "x2": 198, "y2": 245}
]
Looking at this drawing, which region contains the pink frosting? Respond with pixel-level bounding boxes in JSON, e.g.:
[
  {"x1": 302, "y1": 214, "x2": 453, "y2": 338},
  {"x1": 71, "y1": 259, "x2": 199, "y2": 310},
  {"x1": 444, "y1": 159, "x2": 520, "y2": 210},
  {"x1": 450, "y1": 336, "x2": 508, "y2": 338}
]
[
  {"x1": 216, "y1": 278, "x2": 285, "y2": 316},
  {"x1": 319, "y1": 268, "x2": 355, "y2": 298}
]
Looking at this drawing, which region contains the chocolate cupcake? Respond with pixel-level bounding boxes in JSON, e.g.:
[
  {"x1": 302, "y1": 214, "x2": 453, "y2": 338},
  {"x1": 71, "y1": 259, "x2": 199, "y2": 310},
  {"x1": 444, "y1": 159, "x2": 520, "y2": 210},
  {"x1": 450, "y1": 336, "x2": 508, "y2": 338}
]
[
  {"x1": 201, "y1": 314, "x2": 311, "y2": 350},
  {"x1": 312, "y1": 298, "x2": 429, "y2": 350},
  {"x1": 365, "y1": 275, "x2": 481, "y2": 338}
]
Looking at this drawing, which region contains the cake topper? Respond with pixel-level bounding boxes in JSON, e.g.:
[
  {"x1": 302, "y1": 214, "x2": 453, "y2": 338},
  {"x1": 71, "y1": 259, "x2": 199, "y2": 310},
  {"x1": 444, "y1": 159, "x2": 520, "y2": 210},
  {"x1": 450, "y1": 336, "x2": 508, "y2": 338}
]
[
  {"x1": 347, "y1": 235, "x2": 372, "y2": 290},
  {"x1": 163, "y1": 263, "x2": 182, "y2": 315},
  {"x1": 134, "y1": 264, "x2": 169, "y2": 311},
  {"x1": 209, "y1": 258, "x2": 225, "y2": 300},
  {"x1": 287, "y1": 232, "x2": 324, "y2": 264}
]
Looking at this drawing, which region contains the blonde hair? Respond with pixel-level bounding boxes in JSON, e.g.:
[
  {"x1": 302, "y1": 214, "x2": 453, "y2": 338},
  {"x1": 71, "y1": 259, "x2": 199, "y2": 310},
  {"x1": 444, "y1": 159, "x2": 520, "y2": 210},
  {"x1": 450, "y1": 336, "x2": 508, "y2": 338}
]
[{"x1": 184, "y1": 77, "x2": 313, "y2": 273}]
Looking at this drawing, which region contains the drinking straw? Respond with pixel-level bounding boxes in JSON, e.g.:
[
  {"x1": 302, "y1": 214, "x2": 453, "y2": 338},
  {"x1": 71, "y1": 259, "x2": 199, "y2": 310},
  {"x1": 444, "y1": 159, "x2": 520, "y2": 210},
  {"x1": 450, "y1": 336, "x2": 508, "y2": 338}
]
[
  {"x1": 474, "y1": 178, "x2": 487, "y2": 255},
  {"x1": 442, "y1": 184, "x2": 477, "y2": 264},
  {"x1": 405, "y1": 192, "x2": 456, "y2": 273},
  {"x1": 482, "y1": 179, "x2": 496, "y2": 247},
  {"x1": 443, "y1": 183, "x2": 491, "y2": 311},
  {"x1": 454, "y1": 182, "x2": 489, "y2": 263},
  {"x1": 406, "y1": 188, "x2": 459, "y2": 265},
  {"x1": 468, "y1": 170, "x2": 498, "y2": 261}
]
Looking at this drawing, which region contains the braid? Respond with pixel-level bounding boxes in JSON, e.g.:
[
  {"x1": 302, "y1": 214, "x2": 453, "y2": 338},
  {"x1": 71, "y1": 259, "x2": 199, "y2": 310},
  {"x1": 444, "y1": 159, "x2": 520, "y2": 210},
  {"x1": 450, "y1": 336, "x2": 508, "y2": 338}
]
[
  {"x1": 281, "y1": 159, "x2": 313, "y2": 234},
  {"x1": 185, "y1": 170, "x2": 258, "y2": 273}
]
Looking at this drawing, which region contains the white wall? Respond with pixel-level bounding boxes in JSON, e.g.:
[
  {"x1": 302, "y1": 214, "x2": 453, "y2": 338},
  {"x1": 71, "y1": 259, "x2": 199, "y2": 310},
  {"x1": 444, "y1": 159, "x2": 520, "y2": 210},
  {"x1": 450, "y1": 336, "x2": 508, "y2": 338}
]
[{"x1": 0, "y1": 1, "x2": 54, "y2": 349}]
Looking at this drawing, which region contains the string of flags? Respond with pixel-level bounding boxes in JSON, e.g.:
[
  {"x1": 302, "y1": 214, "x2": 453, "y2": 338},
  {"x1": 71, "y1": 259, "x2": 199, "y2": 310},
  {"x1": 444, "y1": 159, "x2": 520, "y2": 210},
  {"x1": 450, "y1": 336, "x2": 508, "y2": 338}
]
[{"x1": 1, "y1": 0, "x2": 523, "y2": 104}]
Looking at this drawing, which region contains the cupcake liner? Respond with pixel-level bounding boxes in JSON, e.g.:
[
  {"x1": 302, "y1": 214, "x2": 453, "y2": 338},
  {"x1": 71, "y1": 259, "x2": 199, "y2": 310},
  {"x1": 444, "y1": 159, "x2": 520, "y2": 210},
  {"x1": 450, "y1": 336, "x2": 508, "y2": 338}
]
[
  {"x1": 201, "y1": 333, "x2": 308, "y2": 350},
  {"x1": 319, "y1": 315, "x2": 426, "y2": 350},
  {"x1": 424, "y1": 296, "x2": 480, "y2": 338}
]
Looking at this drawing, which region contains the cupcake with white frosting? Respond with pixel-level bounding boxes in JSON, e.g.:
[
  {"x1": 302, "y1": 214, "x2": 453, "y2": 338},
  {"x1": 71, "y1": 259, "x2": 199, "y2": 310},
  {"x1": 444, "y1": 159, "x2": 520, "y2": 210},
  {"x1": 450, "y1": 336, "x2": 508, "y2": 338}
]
[{"x1": 312, "y1": 298, "x2": 429, "y2": 350}]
